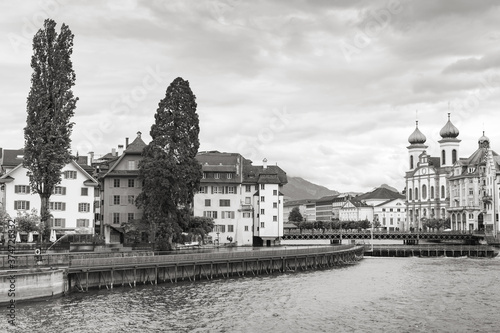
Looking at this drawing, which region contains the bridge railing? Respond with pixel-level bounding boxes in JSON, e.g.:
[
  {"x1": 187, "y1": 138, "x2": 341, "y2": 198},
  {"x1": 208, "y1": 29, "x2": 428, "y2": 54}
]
[{"x1": 70, "y1": 245, "x2": 360, "y2": 268}]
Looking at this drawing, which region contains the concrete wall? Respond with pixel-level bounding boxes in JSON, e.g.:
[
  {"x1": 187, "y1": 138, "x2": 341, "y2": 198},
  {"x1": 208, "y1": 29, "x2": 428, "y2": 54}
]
[{"x1": 0, "y1": 268, "x2": 67, "y2": 304}]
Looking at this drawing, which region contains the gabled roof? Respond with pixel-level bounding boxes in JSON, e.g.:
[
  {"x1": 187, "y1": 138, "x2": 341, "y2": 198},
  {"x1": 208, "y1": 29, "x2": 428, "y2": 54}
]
[
  {"x1": 375, "y1": 197, "x2": 405, "y2": 207},
  {"x1": 343, "y1": 198, "x2": 371, "y2": 208},
  {"x1": 124, "y1": 134, "x2": 147, "y2": 154},
  {"x1": 243, "y1": 164, "x2": 287, "y2": 185},
  {"x1": 356, "y1": 187, "x2": 404, "y2": 201}
]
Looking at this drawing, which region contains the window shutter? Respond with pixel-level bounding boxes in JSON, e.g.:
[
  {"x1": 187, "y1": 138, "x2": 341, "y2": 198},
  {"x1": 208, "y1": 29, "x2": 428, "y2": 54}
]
[
  {"x1": 121, "y1": 195, "x2": 127, "y2": 206},
  {"x1": 14, "y1": 186, "x2": 19, "y2": 193},
  {"x1": 85, "y1": 219, "x2": 89, "y2": 227},
  {"x1": 211, "y1": 186, "x2": 214, "y2": 194},
  {"x1": 62, "y1": 187, "x2": 66, "y2": 195},
  {"x1": 48, "y1": 218, "x2": 53, "y2": 228},
  {"x1": 26, "y1": 186, "x2": 30, "y2": 194},
  {"x1": 26, "y1": 201, "x2": 30, "y2": 210},
  {"x1": 62, "y1": 203, "x2": 66, "y2": 211},
  {"x1": 109, "y1": 195, "x2": 113, "y2": 206},
  {"x1": 109, "y1": 213, "x2": 113, "y2": 223},
  {"x1": 231, "y1": 211, "x2": 235, "y2": 219},
  {"x1": 14, "y1": 201, "x2": 18, "y2": 209},
  {"x1": 62, "y1": 219, "x2": 66, "y2": 228}
]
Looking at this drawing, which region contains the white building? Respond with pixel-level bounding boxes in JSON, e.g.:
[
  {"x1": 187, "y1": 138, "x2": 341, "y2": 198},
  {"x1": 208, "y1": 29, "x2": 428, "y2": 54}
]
[
  {"x1": 194, "y1": 152, "x2": 287, "y2": 246},
  {"x1": 0, "y1": 150, "x2": 98, "y2": 235},
  {"x1": 374, "y1": 198, "x2": 406, "y2": 231},
  {"x1": 339, "y1": 198, "x2": 373, "y2": 222}
]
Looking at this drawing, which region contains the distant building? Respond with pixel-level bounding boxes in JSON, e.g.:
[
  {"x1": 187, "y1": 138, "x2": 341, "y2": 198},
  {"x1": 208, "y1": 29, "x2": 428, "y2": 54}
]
[
  {"x1": 315, "y1": 194, "x2": 350, "y2": 222},
  {"x1": 355, "y1": 187, "x2": 406, "y2": 230},
  {"x1": 405, "y1": 116, "x2": 456, "y2": 230},
  {"x1": 283, "y1": 199, "x2": 315, "y2": 222},
  {"x1": 194, "y1": 152, "x2": 287, "y2": 246},
  {"x1": 339, "y1": 198, "x2": 373, "y2": 222}
]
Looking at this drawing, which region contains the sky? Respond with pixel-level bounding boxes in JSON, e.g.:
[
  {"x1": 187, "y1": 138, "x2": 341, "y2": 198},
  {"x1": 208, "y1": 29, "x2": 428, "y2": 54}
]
[{"x1": 1, "y1": 0, "x2": 500, "y2": 193}]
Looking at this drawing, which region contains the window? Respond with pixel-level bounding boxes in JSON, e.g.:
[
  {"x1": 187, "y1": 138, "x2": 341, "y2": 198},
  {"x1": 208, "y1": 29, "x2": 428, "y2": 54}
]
[
  {"x1": 212, "y1": 186, "x2": 223, "y2": 194},
  {"x1": 260, "y1": 209, "x2": 265, "y2": 215},
  {"x1": 128, "y1": 160, "x2": 137, "y2": 170},
  {"x1": 54, "y1": 186, "x2": 66, "y2": 195},
  {"x1": 227, "y1": 186, "x2": 235, "y2": 194},
  {"x1": 128, "y1": 195, "x2": 135, "y2": 205},
  {"x1": 410, "y1": 155, "x2": 414, "y2": 169},
  {"x1": 50, "y1": 202, "x2": 66, "y2": 211},
  {"x1": 202, "y1": 172, "x2": 207, "y2": 179},
  {"x1": 260, "y1": 222, "x2": 265, "y2": 228},
  {"x1": 64, "y1": 171, "x2": 77, "y2": 179},
  {"x1": 273, "y1": 202, "x2": 277, "y2": 208},
  {"x1": 78, "y1": 203, "x2": 90, "y2": 212},
  {"x1": 243, "y1": 212, "x2": 251, "y2": 218},
  {"x1": 128, "y1": 179, "x2": 135, "y2": 187},
  {"x1": 199, "y1": 186, "x2": 208, "y2": 193},
  {"x1": 430, "y1": 186, "x2": 434, "y2": 199},
  {"x1": 469, "y1": 189, "x2": 474, "y2": 195},
  {"x1": 382, "y1": 208, "x2": 386, "y2": 212},
  {"x1": 244, "y1": 226, "x2": 249, "y2": 231},
  {"x1": 383, "y1": 218, "x2": 386, "y2": 225},
  {"x1": 228, "y1": 225, "x2": 234, "y2": 232},
  {"x1": 113, "y1": 195, "x2": 120, "y2": 205},
  {"x1": 214, "y1": 173, "x2": 220, "y2": 179},
  {"x1": 441, "y1": 185, "x2": 445, "y2": 199},
  {"x1": 260, "y1": 196, "x2": 265, "y2": 202},
  {"x1": 76, "y1": 219, "x2": 89, "y2": 227},
  {"x1": 390, "y1": 208, "x2": 393, "y2": 212},
  {"x1": 452, "y1": 149, "x2": 457, "y2": 164},
  {"x1": 422, "y1": 185, "x2": 427, "y2": 200},
  {"x1": 113, "y1": 212, "x2": 120, "y2": 224},
  {"x1": 409, "y1": 188, "x2": 412, "y2": 201},
  {"x1": 128, "y1": 213, "x2": 134, "y2": 221},
  {"x1": 441, "y1": 150, "x2": 446, "y2": 165},
  {"x1": 220, "y1": 199, "x2": 230, "y2": 207},
  {"x1": 215, "y1": 225, "x2": 225, "y2": 233},
  {"x1": 390, "y1": 218, "x2": 393, "y2": 225},
  {"x1": 203, "y1": 199, "x2": 211, "y2": 207},
  {"x1": 245, "y1": 185, "x2": 251, "y2": 192},
  {"x1": 53, "y1": 218, "x2": 65, "y2": 227},
  {"x1": 273, "y1": 216, "x2": 277, "y2": 222},
  {"x1": 114, "y1": 179, "x2": 120, "y2": 187},
  {"x1": 415, "y1": 187, "x2": 419, "y2": 200},
  {"x1": 397, "y1": 208, "x2": 401, "y2": 212},
  {"x1": 14, "y1": 201, "x2": 30, "y2": 210},
  {"x1": 203, "y1": 211, "x2": 218, "y2": 219},
  {"x1": 245, "y1": 197, "x2": 251, "y2": 204},
  {"x1": 227, "y1": 173, "x2": 233, "y2": 179},
  {"x1": 14, "y1": 185, "x2": 30, "y2": 194},
  {"x1": 261, "y1": 184, "x2": 265, "y2": 190}
]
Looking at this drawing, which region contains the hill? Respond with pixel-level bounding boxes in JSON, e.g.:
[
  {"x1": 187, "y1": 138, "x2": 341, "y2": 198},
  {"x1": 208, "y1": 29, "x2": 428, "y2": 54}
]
[{"x1": 282, "y1": 176, "x2": 339, "y2": 201}]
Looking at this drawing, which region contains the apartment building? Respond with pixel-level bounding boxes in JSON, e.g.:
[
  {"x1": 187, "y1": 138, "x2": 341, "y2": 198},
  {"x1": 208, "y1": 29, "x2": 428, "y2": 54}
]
[{"x1": 194, "y1": 152, "x2": 287, "y2": 246}]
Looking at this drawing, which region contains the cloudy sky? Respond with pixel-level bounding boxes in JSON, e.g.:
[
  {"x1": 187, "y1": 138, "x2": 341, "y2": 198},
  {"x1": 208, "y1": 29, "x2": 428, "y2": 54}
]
[{"x1": 1, "y1": 0, "x2": 500, "y2": 193}]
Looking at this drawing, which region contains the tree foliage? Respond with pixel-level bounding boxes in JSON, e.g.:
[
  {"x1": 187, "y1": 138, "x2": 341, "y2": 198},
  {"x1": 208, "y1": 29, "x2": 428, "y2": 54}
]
[
  {"x1": 288, "y1": 207, "x2": 303, "y2": 222},
  {"x1": 137, "y1": 77, "x2": 202, "y2": 250},
  {"x1": 23, "y1": 19, "x2": 77, "y2": 241},
  {"x1": 15, "y1": 209, "x2": 40, "y2": 233},
  {"x1": 185, "y1": 216, "x2": 214, "y2": 244}
]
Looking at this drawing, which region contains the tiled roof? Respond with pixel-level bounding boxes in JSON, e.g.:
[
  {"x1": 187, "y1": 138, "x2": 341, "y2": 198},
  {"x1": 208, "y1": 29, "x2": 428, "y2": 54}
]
[
  {"x1": 196, "y1": 152, "x2": 241, "y2": 166},
  {"x1": 428, "y1": 157, "x2": 441, "y2": 168},
  {"x1": 243, "y1": 164, "x2": 287, "y2": 185},
  {"x1": 284, "y1": 199, "x2": 316, "y2": 207},
  {"x1": 124, "y1": 135, "x2": 147, "y2": 154},
  {"x1": 356, "y1": 187, "x2": 404, "y2": 201},
  {"x1": 2, "y1": 149, "x2": 24, "y2": 167}
]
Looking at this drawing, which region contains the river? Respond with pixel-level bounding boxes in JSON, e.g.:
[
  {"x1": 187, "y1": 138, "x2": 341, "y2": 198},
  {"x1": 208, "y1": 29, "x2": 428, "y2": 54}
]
[{"x1": 7, "y1": 256, "x2": 500, "y2": 332}]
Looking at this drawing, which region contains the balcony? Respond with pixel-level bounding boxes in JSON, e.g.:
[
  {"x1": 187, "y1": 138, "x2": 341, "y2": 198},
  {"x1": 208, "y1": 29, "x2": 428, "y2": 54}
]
[
  {"x1": 482, "y1": 195, "x2": 492, "y2": 203},
  {"x1": 447, "y1": 206, "x2": 479, "y2": 212},
  {"x1": 239, "y1": 204, "x2": 253, "y2": 212}
]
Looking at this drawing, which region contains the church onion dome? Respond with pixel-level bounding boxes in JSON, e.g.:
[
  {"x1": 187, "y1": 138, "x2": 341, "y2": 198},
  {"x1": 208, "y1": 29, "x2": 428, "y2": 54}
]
[
  {"x1": 478, "y1": 131, "x2": 490, "y2": 148},
  {"x1": 439, "y1": 113, "x2": 459, "y2": 138},
  {"x1": 408, "y1": 121, "x2": 426, "y2": 144}
]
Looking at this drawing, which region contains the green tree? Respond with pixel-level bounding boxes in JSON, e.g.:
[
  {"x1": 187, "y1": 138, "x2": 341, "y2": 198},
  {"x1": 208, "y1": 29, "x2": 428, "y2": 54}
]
[
  {"x1": 0, "y1": 208, "x2": 12, "y2": 243},
  {"x1": 137, "y1": 77, "x2": 202, "y2": 251},
  {"x1": 288, "y1": 207, "x2": 303, "y2": 222},
  {"x1": 23, "y1": 19, "x2": 77, "y2": 242}
]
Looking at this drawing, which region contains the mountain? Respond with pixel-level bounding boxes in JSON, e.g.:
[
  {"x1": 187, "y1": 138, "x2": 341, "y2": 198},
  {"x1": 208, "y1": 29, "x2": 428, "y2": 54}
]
[
  {"x1": 282, "y1": 176, "x2": 339, "y2": 201},
  {"x1": 378, "y1": 184, "x2": 400, "y2": 193}
]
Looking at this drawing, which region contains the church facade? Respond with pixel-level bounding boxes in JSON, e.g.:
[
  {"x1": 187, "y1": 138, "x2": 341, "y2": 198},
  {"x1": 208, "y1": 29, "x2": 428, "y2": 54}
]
[{"x1": 405, "y1": 114, "x2": 500, "y2": 238}]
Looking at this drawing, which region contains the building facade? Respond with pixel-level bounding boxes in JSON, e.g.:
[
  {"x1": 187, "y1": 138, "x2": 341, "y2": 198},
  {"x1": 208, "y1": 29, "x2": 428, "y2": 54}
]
[
  {"x1": 405, "y1": 116, "x2": 456, "y2": 231},
  {"x1": 194, "y1": 152, "x2": 287, "y2": 246},
  {"x1": 0, "y1": 151, "x2": 98, "y2": 235}
]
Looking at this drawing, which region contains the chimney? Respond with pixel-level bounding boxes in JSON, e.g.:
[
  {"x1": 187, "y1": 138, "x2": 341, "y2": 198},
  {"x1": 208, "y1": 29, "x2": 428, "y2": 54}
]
[
  {"x1": 78, "y1": 156, "x2": 88, "y2": 165},
  {"x1": 112, "y1": 148, "x2": 116, "y2": 156},
  {"x1": 263, "y1": 158, "x2": 268, "y2": 169},
  {"x1": 137, "y1": 131, "x2": 142, "y2": 138},
  {"x1": 118, "y1": 144, "x2": 124, "y2": 155},
  {"x1": 125, "y1": 137, "x2": 129, "y2": 148},
  {"x1": 88, "y1": 151, "x2": 94, "y2": 164}
]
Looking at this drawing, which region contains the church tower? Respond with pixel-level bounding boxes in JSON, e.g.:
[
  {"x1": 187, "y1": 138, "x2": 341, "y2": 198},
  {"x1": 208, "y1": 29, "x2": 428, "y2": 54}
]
[
  {"x1": 438, "y1": 113, "x2": 460, "y2": 167},
  {"x1": 407, "y1": 121, "x2": 427, "y2": 170}
]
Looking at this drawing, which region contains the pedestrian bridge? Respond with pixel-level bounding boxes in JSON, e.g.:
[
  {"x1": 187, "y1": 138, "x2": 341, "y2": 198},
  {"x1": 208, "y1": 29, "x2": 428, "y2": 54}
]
[{"x1": 282, "y1": 231, "x2": 484, "y2": 244}]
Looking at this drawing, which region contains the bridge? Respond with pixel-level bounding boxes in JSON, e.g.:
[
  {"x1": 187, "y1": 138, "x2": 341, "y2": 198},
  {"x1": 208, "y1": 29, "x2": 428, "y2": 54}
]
[{"x1": 282, "y1": 231, "x2": 484, "y2": 244}]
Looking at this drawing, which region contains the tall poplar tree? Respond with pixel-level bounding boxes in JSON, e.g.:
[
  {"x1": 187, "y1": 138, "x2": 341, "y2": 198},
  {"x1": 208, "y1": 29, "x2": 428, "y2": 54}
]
[
  {"x1": 137, "y1": 77, "x2": 202, "y2": 250},
  {"x1": 23, "y1": 19, "x2": 78, "y2": 241}
]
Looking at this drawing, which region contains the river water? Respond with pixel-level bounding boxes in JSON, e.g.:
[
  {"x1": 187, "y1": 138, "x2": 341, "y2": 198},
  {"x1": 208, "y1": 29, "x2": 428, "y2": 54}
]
[{"x1": 7, "y1": 256, "x2": 500, "y2": 332}]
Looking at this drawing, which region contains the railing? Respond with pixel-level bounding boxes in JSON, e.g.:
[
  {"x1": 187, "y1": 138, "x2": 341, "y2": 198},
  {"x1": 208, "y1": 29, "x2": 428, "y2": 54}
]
[{"x1": 70, "y1": 245, "x2": 359, "y2": 268}]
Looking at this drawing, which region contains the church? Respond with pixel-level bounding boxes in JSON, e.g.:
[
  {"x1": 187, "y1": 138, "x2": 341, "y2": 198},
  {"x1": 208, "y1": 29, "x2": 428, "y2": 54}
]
[{"x1": 404, "y1": 114, "x2": 500, "y2": 238}]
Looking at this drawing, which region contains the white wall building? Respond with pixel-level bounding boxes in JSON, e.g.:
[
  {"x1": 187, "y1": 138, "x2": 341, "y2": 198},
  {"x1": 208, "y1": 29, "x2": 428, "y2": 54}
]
[{"x1": 0, "y1": 155, "x2": 98, "y2": 235}]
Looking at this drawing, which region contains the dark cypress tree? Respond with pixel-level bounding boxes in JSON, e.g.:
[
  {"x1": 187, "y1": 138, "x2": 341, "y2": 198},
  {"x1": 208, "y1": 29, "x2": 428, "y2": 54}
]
[
  {"x1": 288, "y1": 207, "x2": 304, "y2": 223},
  {"x1": 23, "y1": 19, "x2": 78, "y2": 242},
  {"x1": 137, "y1": 77, "x2": 202, "y2": 250}
]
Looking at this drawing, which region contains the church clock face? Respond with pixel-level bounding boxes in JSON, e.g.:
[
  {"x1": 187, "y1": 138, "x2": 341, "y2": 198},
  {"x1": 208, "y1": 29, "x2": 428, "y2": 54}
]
[{"x1": 422, "y1": 168, "x2": 427, "y2": 175}]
